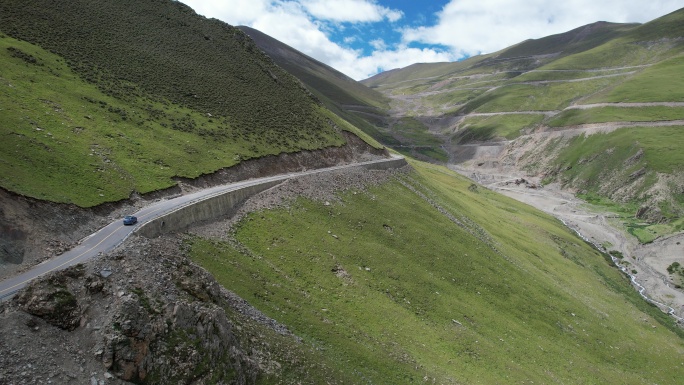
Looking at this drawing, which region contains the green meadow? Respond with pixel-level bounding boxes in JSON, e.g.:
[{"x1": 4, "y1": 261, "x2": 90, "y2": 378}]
[
  {"x1": 0, "y1": 36, "x2": 361, "y2": 206},
  {"x1": 549, "y1": 106, "x2": 684, "y2": 126},
  {"x1": 462, "y1": 79, "x2": 619, "y2": 113},
  {"x1": 457, "y1": 114, "x2": 546, "y2": 141},
  {"x1": 191, "y1": 160, "x2": 684, "y2": 384},
  {"x1": 512, "y1": 69, "x2": 636, "y2": 82},
  {"x1": 584, "y1": 55, "x2": 684, "y2": 103},
  {"x1": 390, "y1": 117, "x2": 448, "y2": 162}
]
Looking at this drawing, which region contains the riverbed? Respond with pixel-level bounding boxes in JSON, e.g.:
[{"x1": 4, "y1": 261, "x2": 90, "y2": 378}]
[{"x1": 451, "y1": 164, "x2": 684, "y2": 322}]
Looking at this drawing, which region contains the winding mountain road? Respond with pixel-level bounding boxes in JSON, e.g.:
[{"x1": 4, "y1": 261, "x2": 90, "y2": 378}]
[{"x1": 0, "y1": 155, "x2": 405, "y2": 301}]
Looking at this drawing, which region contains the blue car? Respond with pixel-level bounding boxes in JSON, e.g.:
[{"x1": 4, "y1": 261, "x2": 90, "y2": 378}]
[{"x1": 123, "y1": 215, "x2": 138, "y2": 225}]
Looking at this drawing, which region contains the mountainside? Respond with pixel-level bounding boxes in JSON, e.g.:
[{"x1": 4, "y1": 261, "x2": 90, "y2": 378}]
[
  {"x1": 362, "y1": 7, "x2": 684, "y2": 235},
  {"x1": 238, "y1": 26, "x2": 396, "y2": 148},
  {"x1": 240, "y1": 25, "x2": 453, "y2": 162},
  {"x1": 4, "y1": 161, "x2": 684, "y2": 384},
  {"x1": 0, "y1": 0, "x2": 387, "y2": 286},
  {"x1": 493, "y1": 21, "x2": 639, "y2": 58},
  {"x1": 0, "y1": 0, "x2": 383, "y2": 208},
  {"x1": 2, "y1": 2, "x2": 684, "y2": 385}
]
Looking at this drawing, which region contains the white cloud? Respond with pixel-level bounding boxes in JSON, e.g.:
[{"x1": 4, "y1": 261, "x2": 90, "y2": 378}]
[
  {"x1": 181, "y1": 0, "x2": 415, "y2": 79},
  {"x1": 301, "y1": 0, "x2": 403, "y2": 23},
  {"x1": 181, "y1": 0, "x2": 270, "y2": 25},
  {"x1": 402, "y1": 0, "x2": 684, "y2": 57},
  {"x1": 337, "y1": 47, "x2": 455, "y2": 80},
  {"x1": 343, "y1": 36, "x2": 357, "y2": 45},
  {"x1": 180, "y1": 0, "x2": 683, "y2": 80},
  {"x1": 369, "y1": 38, "x2": 387, "y2": 50}
]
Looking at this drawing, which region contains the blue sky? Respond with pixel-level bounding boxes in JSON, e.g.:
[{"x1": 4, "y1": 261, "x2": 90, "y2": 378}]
[{"x1": 181, "y1": 0, "x2": 682, "y2": 80}]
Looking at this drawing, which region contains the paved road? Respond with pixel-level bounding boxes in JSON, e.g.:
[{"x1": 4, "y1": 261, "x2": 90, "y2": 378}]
[{"x1": 0, "y1": 156, "x2": 404, "y2": 300}]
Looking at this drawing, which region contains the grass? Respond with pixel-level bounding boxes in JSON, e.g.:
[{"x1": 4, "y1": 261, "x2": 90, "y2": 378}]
[
  {"x1": 388, "y1": 117, "x2": 448, "y2": 162},
  {"x1": 461, "y1": 79, "x2": 621, "y2": 113},
  {"x1": 548, "y1": 127, "x2": 684, "y2": 239},
  {"x1": 392, "y1": 118, "x2": 441, "y2": 146},
  {"x1": 512, "y1": 69, "x2": 637, "y2": 82},
  {"x1": 190, "y1": 160, "x2": 684, "y2": 384},
  {"x1": 421, "y1": 88, "x2": 489, "y2": 112},
  {"x1": 409, "y1": 146, "x2": 449, "y2": 163},
  {"x1": 584, "y1": 55, "x2": 684, "y2": 103},
  {"x1": 549, "y1": 106, "x2": 684, "y2": 126},
  {"x1": 0, "y1": 0, "x2": 343, "y2": 142},
  {"x1": 456, "y1": 114, "x2": 545, "y2": 141},
  {"x1": 555, "y1": 126, "x2": 684, "y2": 175},
  {"x1": 0, "y1": 1, "x2": 402, "y2": 206},
  {"x1": 542, "y1": 38, "x2": 681, "y2": 71},
  {"x1": 0, "y1": 35, "x2": 366, "y2": 206}
]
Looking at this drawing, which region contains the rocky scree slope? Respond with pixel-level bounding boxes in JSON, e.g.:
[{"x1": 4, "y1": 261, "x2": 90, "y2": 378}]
[{"x1": 0, "y1": 236, "x2": 301, "y2": 384}]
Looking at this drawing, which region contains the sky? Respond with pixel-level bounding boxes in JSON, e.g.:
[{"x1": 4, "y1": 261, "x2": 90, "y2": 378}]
[{"x1": 180, "y1": 0, "x2": 683, "y2": 80}]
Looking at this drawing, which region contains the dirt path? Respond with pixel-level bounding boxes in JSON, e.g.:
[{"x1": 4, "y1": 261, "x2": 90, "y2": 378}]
[
  {"x1": 537, "y1": 119, "x2": 684, "y2": 137},
  {"x1": 527, "y1": 65, "x2": 652, "y2": 72},
  {"x1": 452, "y1": 165, "x2": 684, "y2": 321},
  {"x1": 565, "y1": 102, "x2": 684, "y2": 109}
]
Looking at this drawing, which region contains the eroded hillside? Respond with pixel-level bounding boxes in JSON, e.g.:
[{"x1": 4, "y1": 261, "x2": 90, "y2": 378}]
[{"x1": 363, "y1": 8, "x2": 684, "y2": 232}]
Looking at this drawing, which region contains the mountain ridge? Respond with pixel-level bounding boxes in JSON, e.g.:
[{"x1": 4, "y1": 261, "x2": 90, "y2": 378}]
[{"x1": 1, "y1": 2, "x2": 684, "y2": 384}]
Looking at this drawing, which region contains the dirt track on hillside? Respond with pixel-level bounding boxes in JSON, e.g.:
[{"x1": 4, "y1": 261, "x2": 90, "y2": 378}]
[{"x1": 565, "y1": 102, "x2": 684, "y2": 109}]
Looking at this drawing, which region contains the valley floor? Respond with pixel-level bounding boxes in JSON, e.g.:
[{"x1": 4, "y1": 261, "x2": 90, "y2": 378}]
[{"x1": 452, "y1": 163, "x2": 684, "y2": 322}]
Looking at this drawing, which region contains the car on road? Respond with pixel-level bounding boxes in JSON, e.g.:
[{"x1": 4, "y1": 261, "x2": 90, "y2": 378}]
[{"x1": 123, "y1": 215, "x2": 138, "y2": 225}]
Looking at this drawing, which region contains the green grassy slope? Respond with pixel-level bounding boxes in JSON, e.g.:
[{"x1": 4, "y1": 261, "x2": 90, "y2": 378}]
[
  {"x1": 457, "y1": 114, "x2": 545, "y2": 141},
  {"x1": 0, "y1": 0, "x2": 384, "y2": 206},
  {"x1": 191, "y1": 160, "x2": 684, "y2": 384},
  {"x1": 237, "y1": 26, "x2": 394, "y2": 152},
  {"x1": 497, "y1": 21, "x2": 639, "y2": 58},
  {"x1": 0, "y1": 0, "x2": 339, "y2": 145},
  {"x1": 544, "y1": 126, "x2": 684, "y2": 241},
  {"x1": 0, "y1": 35, "x2": 349, "y2": 206},
  {"x1": 363, "y1": 7, "x2": 684, "y2": 229},
  {"x1": 365, "y1": 61, "x2": 471, "y2": 88},
  {"x1": 584, "y1": 55, "x2": 684, "y2": 103}
]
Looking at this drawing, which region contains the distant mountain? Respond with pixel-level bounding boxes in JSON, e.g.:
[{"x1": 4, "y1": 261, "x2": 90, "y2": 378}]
[
  {"x1": 362, "y1": 7, "x2": 684, "y2": 230},
  {"x1": 491, "y1": 21, "x2": 639, "y2": 59},
  {"x1": 2, "y1": 3, "x2": 684, "y2": 384},
  {"x1": 238, "y1": 26, "x2": 388, "y2": 110}
]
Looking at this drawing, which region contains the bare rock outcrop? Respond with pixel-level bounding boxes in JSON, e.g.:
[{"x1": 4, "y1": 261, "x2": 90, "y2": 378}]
[{"x1": 0, "y1": 236, "x2": 300, "y2": 384}]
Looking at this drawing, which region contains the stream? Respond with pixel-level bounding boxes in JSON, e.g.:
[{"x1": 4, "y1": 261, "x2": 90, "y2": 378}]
[
  {"x1": 559, "y1": 218, "x2": 684, "y2": 323},
  {"x1": 454, "y1": 166, "x2": 684, "y2": 325}
]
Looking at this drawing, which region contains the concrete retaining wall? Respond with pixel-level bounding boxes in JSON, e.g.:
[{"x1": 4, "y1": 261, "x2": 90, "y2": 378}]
[
  {"x1": 358, "y1": 157, "x2": 407, "y2": 171},
  {"x1": 136, "y1": 156, "x2": 408, "y2": 238},
  {"x1": 137, "y1": 180, "x2": 282, "y2": 238}
]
